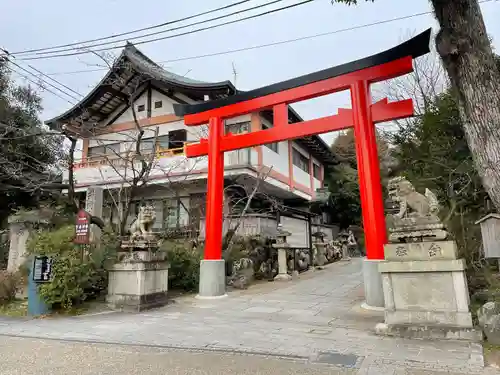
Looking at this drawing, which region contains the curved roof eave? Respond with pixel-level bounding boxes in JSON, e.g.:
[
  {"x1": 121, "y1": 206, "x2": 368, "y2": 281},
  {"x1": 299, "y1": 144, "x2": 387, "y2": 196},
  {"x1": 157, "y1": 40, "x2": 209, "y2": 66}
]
[{"x1": 45, "y1": 43, "x2": 237, "y2": 128}]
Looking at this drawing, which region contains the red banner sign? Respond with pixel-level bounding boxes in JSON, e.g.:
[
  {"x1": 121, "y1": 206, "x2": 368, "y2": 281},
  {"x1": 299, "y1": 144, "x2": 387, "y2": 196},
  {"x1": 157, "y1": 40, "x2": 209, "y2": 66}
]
[{"x1": 74, "y1": 209, "x2": 90, "y2": 244}]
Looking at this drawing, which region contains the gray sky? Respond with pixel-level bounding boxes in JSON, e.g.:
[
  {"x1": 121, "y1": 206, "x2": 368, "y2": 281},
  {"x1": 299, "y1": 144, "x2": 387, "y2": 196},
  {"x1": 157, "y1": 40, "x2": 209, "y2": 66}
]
[{"x1": 1, "y1": 0, "x2": 499, "y2": 145}]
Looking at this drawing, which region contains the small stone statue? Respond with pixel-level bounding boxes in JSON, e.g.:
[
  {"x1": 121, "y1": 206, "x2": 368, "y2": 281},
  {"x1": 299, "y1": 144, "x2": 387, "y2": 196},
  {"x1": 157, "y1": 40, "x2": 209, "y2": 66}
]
[
  {"x1": 388, "y1": 176, "x2": 440, "y2": 219},
  {"x1": 128, "y1": 205, "x2": 156, "y2": 242},
  {"x1": 386, "y1": 176, "x2": 448, "y2": 242}
]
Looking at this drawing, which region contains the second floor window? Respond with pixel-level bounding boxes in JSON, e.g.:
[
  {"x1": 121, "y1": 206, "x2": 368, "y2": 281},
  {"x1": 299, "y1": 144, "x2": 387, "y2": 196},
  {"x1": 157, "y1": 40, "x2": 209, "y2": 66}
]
[
  {"x1": 157, "y1": 135, "x2": 169, "y2": 149},
  {"x1": 88, "y1": 142, "x2": 120, "y2": 158},
  {"x1": 168, "y1": 129, "x2": 187, "y2": 150},
  {"x1": 313, "y1": 163, "x2": 321, "y2": 180},
  {"x1": 292, "y1": 148, "x2": 310, "y2": 173},
  {"x1": 142, "y1": 129, "x2": 187, "y2": 153},
  {"x1": 261, "y1": 123, "x2": 278, "y2": 153},
  {"x1": 226, "y1": 121, "x2": 249, "y2": 134},
  {"x1": 140, "y1": 138, "x2": 155, "y2": 153}
]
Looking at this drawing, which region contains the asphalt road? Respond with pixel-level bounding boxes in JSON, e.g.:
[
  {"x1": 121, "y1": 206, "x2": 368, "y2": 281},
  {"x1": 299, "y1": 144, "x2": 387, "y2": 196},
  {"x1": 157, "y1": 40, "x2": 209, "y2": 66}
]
[{"x1": 0, "y1": 336, "x2": 356, "y2": 375}]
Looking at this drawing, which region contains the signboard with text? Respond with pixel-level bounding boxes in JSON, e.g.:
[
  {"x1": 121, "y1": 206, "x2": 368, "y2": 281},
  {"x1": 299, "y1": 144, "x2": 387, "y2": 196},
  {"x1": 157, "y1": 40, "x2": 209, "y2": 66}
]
[
  {"x1": 32, "y1": 256, "x2": 53, "y2": 283},
  {"x1": 74, "y1": 209, "x2": 90, "y2": 244}
]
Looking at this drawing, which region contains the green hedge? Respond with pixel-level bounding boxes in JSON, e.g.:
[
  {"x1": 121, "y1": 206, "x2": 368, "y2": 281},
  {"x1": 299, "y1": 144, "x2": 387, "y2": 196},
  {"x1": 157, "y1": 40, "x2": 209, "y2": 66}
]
[
  {"x1": 161, "y1": 240, "x2": 202, "y2": 292},
  {"x1": 26, "y1": 225, "x2": 118, "y2": 310}
]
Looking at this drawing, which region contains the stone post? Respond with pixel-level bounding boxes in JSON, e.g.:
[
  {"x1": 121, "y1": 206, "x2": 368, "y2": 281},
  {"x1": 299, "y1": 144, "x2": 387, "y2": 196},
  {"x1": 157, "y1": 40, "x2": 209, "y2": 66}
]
[
  {"x1": 7, "y1": 211, "x2": 50, "y2": 273},
  {"x1": 85, "y1": 186, "x2": 104, "y2": 244},
  {"x1": 273, "y1": 229, "x2": 292, "y2": 281}
]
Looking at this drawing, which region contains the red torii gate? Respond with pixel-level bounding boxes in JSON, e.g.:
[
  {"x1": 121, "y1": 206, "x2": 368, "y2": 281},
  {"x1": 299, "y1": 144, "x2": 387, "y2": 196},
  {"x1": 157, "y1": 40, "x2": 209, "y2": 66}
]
[{"x1": 174, "y1": 30, "x2": 431, "y2": 295}]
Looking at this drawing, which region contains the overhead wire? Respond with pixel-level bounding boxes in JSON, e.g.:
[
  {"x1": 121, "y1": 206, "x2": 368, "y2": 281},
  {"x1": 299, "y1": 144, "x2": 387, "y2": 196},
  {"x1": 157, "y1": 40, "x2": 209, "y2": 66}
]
[
  {"x1": 8, "y1": 0, "x2": 252, "y2": 55},
  {"x1": 15, "y1": 0, "x2": 315, "y2": 61},
  {"x1": 5, "y1": 65, "x2": 78, "y2": 105},
  {"x1": 1, "y1": 47, "x2": 83, "y2": 98},
  {"x1": 12, "y1": 0, "x2": 287, "y2": 58},
  {"x1": 43, "y1": 0, "x2": 497, "y2": 77},
  {"x1": 6, "y1": 58, "x2": 81, "y2": 102}
]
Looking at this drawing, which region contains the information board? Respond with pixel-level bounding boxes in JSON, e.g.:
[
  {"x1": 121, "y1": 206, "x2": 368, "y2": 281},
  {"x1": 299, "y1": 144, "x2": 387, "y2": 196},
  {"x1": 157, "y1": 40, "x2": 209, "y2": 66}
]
[
  {"x1": 32, "y1": 256, "x2": 53, "y2": 283},
  {"x1": 74, "y1": 209, "x2": 90, "y2": 244}
]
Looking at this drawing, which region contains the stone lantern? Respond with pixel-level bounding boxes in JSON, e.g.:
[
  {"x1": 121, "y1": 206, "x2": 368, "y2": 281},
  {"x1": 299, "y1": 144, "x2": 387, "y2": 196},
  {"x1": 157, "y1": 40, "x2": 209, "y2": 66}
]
[
  {"x1": 273, "y1": 227, "x2": 292, "y2": 281},
  {"x1": 311, "y1": 231, "x2": 327, "y2": 267}
]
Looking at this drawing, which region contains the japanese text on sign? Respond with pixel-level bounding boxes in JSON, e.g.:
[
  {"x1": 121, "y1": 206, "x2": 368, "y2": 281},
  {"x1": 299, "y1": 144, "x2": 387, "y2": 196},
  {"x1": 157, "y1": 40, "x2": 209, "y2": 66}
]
[
  {"x1": 32, "y1": 256, "x2": 53, "y2": 283},
  {"x1": 74, "y1": 209, "x2": 90, "y2": 244}
]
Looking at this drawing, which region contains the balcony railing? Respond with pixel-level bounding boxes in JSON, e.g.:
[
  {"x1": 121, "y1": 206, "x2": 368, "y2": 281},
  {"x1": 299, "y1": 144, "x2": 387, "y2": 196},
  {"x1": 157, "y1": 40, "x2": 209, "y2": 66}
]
[{"x1": 74, "y1": 147, "x2": 185, "y2": 169}]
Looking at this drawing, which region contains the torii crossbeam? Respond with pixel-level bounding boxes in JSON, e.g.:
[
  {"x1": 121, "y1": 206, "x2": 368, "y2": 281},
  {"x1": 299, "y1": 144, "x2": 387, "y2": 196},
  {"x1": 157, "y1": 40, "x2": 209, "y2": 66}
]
[{"x1": 174, "y1": 29, "x2": 431, "y2": 299}]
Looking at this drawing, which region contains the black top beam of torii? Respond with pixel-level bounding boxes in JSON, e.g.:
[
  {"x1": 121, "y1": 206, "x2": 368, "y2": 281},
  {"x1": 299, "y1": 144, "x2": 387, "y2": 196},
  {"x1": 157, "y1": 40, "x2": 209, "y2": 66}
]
[{"x1": 173, "y1": 28, "x2": 431, "y2": 117}]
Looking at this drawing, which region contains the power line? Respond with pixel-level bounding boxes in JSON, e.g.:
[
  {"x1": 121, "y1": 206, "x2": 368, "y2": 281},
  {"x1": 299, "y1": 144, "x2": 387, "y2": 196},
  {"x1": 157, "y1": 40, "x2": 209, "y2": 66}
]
[
  {"x1": 22, "y1": 63, "x2": 82, "y2": 97},
  {"x1": 6, "y1": 65, "x2": 78, "y2": 105},
  {"x1": 42, "y1": 0, "x2": 498, "y2": 77},
  {"x1": 2, "y1": 49, "x2": 83, "y2": 98},
  {"x1": 9, "y1": 0, "x2": 252, "y2": 56},
  {"x1": 6, "y1": 58, "x2": 81, "y2": 102},
  {"x1": 15, "y1": 0, "x2": 286, "y2": 58},
  {"x1": 17, "y1": 0, "x2": 315, "y2": 61}
]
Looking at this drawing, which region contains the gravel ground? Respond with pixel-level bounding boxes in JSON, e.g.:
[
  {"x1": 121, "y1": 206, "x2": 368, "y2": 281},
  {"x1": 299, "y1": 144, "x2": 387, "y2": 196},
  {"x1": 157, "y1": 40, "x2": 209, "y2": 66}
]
[{"x1": 0, "y1": 336, "x2": 355, "y2": 375}]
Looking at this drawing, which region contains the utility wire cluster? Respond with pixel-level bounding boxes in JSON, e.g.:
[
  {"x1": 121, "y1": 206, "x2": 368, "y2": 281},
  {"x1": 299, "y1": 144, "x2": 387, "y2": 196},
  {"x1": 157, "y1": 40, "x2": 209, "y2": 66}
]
[{"x1": 0, "y1": 0, "x2": 496, "y2": 108}]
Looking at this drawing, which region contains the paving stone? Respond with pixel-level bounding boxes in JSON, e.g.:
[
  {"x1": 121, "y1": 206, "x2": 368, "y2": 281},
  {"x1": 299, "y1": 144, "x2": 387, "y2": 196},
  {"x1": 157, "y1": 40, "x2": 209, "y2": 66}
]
[
  {"x1": 0, "y1": 259, "x2": 488, "y2": 374},
  {"x1": 244, "y1": 306, "x2": 283, "y2": 313}
]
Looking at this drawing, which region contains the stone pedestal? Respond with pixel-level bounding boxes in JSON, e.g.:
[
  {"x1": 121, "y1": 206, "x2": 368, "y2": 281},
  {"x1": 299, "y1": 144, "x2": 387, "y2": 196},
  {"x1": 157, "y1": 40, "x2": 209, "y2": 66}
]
[
  {"x1": 197, "y1": 259, "x2": 227, "y2": 299},
  {"x1": 107, "y1": 250, "x2": 169, "y2": 312},
  {"x1": 376, "y1": 240, "x2": 482, "y2": 341}
]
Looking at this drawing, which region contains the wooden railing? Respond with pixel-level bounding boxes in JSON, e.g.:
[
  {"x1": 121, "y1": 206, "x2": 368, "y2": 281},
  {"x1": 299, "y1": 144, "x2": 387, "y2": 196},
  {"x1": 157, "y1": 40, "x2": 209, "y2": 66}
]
[{"x1": 74, "y1": 147, "x2": 185, "y2": 169}]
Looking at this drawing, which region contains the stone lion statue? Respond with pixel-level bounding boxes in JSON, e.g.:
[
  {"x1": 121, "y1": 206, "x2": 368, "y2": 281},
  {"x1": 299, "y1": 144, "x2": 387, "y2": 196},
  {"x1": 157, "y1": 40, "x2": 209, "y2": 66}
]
[
  {"x1": 129, "y1": 205, "x2": 156, "y2": 242},
  {"x1": 388, "y1": 176, "x2": 440, "y2": 219},
  {"x1": 387, "y1": 176, "x2": 447, "y2": 242}
]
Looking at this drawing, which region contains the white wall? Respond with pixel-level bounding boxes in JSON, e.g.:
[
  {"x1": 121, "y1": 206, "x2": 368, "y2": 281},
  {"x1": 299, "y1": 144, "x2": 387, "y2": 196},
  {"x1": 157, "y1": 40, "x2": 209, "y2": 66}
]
[
  {"x1": 151, "y1": 90, "x2": 176, "y2": 116},
  {"x1": 260, "y1": 117, "x2": 289, "y2": 177},
  {"x1": 111, "y1": 89, "x2": 149, "y2": 124},
  {"x1": 290, "y1": 142, "x2": 311, "y2": 189},
  {"x1": 311, "y1": 156, "x2": 322, "y2": 191}
]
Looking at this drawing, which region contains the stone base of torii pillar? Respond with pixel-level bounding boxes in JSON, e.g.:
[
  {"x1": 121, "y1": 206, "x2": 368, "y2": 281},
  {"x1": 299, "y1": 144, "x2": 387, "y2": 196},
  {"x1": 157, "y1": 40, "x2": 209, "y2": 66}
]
[
  {"x1": 197, "y1": 259, "x2": 228, "y2": 300},
  {"x1": 361, "y1": 258, "x2": 385, "y2": 310}
]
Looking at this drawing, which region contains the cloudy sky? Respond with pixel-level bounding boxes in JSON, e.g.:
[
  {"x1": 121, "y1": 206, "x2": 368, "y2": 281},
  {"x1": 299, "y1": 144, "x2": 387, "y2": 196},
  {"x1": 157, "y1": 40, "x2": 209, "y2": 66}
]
[{"x1": 1, "y1": 0, "x2": 499, "y2": 145}]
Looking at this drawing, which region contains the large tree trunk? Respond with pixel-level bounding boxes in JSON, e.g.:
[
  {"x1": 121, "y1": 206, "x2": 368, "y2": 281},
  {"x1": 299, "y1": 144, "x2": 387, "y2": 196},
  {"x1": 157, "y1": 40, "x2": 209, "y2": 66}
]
[{"x1": 431, "y1": 0, "x2": 500, "y2": 211}]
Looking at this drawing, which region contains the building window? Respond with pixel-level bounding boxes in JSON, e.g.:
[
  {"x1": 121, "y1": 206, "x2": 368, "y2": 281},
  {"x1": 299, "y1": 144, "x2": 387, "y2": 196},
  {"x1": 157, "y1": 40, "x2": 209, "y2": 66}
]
[
  {"x1": 292, "y1": 148, "x2": 310, "y2": 173},
  {"x1": 154, "y1": 100, "x2": 163, "y2": 109},
  {"x1": 262, "y1": 123, "x2": 278, "y2": 153},
  {"x1": 225, "y1": 121, "x2": 249, "y2": 134},
  {"x1": 88, "y1": 143, "x2": 120, "y2": 158},
  {"x1": 137, "y1": 104, "x2": 145, "y2": 112},
  {"x1": 168, "y1": 129, "x2": 187, "y2": 150},
  {"x1": 140, "y1": 138, "x2": 155, "y2": 153},
  {"x1": 163, "y1": 198, "x2": 189, "y2": 229},
  {"x1": 313, "y1": 163, "x2": 321, "y2": 180},
  {"x1": 156, "y1": 135, "x2": 169, "y2": 150}
]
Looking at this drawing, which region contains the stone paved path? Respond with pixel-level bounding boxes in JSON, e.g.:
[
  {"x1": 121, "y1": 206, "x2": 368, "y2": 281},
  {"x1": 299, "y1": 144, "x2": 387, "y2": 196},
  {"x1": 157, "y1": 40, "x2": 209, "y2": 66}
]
[{"x1": 0, "y1": 259, "x2": 493, "y2": 374}]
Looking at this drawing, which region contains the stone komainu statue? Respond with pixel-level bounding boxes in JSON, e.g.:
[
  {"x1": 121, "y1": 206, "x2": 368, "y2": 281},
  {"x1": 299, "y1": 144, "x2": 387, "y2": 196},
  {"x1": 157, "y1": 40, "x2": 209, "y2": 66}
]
[
  {"x1": 386, "y1": 176, "x2": 447, "y2": 242},
  {"x1": 388, "y1": 176, "x2": 440, "y2": 219},
  {"x1": 129, "y1": 205, "x2": 156, "y2": 242}
]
